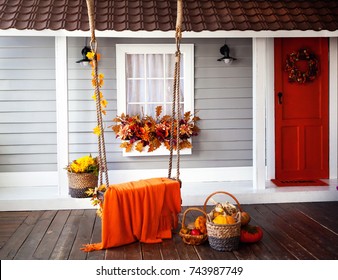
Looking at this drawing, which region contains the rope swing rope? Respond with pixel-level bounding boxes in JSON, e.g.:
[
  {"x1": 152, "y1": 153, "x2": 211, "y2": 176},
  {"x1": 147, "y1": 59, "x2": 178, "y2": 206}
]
[
  {"x1": 85, "y1": 0, "x2": 183, "y2": 186},
  {"x1": 86, "y1": 0, "x2": 109, "y2": 188},
  {"x1": 168, "y1": 0, "x2": 183, "y2": 181}
]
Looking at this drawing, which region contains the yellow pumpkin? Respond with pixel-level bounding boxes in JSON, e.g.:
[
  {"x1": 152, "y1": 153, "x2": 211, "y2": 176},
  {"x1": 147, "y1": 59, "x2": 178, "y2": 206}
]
[{"x1": 213, "y1": 214, "x2": 236, "y2": 225}]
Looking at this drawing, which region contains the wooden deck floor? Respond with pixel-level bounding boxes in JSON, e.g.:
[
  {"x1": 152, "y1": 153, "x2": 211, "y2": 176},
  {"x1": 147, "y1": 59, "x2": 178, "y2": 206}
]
[{"x1": 0, "y1": 202, "x2": 337, "y2": 260}]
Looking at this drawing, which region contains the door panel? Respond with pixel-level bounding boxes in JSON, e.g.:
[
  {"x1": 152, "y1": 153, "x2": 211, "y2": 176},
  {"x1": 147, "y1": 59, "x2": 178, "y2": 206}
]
[{"x1": 274, "y1": 38, "x2": 329, "y2": 180}]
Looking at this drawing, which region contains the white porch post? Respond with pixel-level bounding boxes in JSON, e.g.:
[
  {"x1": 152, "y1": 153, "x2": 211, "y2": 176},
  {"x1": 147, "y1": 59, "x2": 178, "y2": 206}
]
[
  {"x1": 252, "y1": 38, "x2": 272, "y2": 190},
  {"x1": 329, "y1": 38, "x2": 338, "y2": 179},
  {"x1": 55, "y1": 36, "x2": 69, "y2": 196}
]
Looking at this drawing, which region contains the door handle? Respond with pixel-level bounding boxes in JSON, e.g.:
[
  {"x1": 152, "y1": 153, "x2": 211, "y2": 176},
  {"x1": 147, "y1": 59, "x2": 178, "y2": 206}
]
[{"x1": 277, "y1": 92, "x2": 283, "y2": 104}]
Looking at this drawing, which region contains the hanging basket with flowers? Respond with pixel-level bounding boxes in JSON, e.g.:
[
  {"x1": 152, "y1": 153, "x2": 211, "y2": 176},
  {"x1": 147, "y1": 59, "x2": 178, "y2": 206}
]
[
  {"x1": 65, "y1": 155, "x2": 99, "y2": 198},
  {"x1": 110, "y1": 106, "x2": 200, "y2": 154}
]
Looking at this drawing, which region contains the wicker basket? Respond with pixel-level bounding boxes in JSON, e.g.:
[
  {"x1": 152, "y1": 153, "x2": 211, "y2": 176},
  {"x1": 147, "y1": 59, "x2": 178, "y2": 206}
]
[
  {"x1": 179, "y1": 207, "x2": 208, "y2": 245},
  {"x1": 67, "y1": 172, "x2": 98, "y2": 198},
  {"x1": 203, "y1": 191, "x2": 242, "y2": 251}
]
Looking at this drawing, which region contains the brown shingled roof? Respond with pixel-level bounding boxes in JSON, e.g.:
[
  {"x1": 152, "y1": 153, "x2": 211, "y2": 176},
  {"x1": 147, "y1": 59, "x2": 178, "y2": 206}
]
[{"x1": 1, "y1": 0, "x2": 338, "y2": 32}]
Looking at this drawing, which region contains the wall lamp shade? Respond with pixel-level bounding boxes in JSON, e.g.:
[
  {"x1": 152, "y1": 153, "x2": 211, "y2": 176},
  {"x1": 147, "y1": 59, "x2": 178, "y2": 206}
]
[
  {"x1": 217, "y1": 44, "x2": 237, "y2": 64},
  {"x1": 76, "y1": 46, "x2": 92, "y2": 66}
]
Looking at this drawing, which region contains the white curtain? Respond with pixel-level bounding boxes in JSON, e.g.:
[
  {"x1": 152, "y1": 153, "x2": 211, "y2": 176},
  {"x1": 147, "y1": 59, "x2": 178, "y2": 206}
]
[{"x1": 126, "y1": 53, "x2": 184, "y2": 116}]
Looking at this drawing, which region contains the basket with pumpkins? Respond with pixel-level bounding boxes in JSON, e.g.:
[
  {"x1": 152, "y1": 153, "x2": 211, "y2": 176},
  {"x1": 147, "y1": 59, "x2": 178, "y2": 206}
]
[
  {"x1": 179, "y1": 207, "x2": 208, "y2": 245},
  {"x1": 203, "y1": 191, "x2": 251, "y2": 251}
]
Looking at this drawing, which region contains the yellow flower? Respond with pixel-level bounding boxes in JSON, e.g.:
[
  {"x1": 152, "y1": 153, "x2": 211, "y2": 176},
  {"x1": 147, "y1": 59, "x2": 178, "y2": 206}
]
[
  {"x1": 93, "y1": 126, "x2": 101, "y2": 136},
  {"x1": 86, "y1": 51, "x2": 95, "y2": 60},
  {"x1": 66, "y1": 155, "x2": 98, "y2": 174}
]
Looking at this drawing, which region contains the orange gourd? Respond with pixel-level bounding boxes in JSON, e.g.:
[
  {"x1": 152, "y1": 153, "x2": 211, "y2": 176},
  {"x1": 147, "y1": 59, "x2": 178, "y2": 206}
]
[{"x1": 194, "y1": 216, "x2": 207, "y2": 234}]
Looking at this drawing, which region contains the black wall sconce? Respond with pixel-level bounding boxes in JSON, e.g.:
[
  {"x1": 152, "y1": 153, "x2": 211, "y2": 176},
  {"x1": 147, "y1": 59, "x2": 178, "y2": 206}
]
[
  {"x1": 217, "y1": 42, "x2": 237, "y2": 64},
  {"x1": 76, "y1": 45, "x2": 91, "y2": 66}
]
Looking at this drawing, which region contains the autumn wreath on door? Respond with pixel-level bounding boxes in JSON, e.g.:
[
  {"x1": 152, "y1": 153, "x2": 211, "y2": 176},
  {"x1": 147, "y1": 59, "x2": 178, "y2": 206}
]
[{"x1": 285, "y1": 48, "x2": 319, "y2": 84}]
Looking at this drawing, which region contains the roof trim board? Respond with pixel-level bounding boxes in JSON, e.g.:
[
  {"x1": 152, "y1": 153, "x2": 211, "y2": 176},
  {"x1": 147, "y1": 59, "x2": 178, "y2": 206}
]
[{"x1": 1, "y1": 29, "x2": 338, "y2": 38}]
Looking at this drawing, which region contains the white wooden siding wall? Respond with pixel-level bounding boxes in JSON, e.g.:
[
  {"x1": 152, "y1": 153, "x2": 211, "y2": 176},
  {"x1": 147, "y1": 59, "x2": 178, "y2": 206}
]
[
  {"x1": 0, "y1": 36, "x2": 57, "y2": 172},
  {"x1": 67, "y1": 37, "x2": 252, "y2": 171}
]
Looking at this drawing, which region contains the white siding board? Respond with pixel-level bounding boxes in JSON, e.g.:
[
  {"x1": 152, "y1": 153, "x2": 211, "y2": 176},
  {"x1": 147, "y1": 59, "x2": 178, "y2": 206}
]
[
  {"x1": 196, "y1": 57, "x2": 252, "y2": 68},
  {"x1": 0, "y1": 48, "x2": 54, "y2": 58},
  {"x1": 192, "y1": 141, "x2": 252, "y2": 151},
  {"x1": 0, "y1": 145, "x2": 56, "y2": 154},
  {"x1": 199, "y1": 119, "x2": 252, "y2": 129},
  {"x1": 0, "y1": 101, "x2": 56, "y2": 112},
  {"x1": 0, "y1": 133, "x2": 57, "y2": 145},
  {"x1": 0, "y1": 154, "x2": 56, "y2": 164},
  {"x1": 195, "y1": 78, "x2": 252, "y2": 89},
  {"x1": 0, "y1": 80, "x2": 55, "y2": 90},
  {"x1": 0, "y1": 91, "x2": 55, "y2": 101},
  {"x1": 198, "y1": 109, "x2": 252, "y2": 120},
  {"x1": 0, "y1": 36, "x2": 54, "y2": 47},
  {"x1": 0, "y1": 69, "x2": 55, "y2": 80},
  {"x1": 195, "y1": 88, "x2": 252, "y2": 99},
  {"x1": 0, "y1": 58, "x2": 55, "y2": 69},
  {"x1": 0, "y1": 123, "x2": 56, "y2": 133},
  {"x1": 0, "y1": 112, "x2": 56, "y2": 123},
  {"x1": 195, "y1": 67, "x2": 252, "y2": 78},
  {"x1": 196, "y1": 98, "x2": 252, "y2": 110},
  {"x1": 0, "y1": 164, "x2": 56, "y2": 172}
]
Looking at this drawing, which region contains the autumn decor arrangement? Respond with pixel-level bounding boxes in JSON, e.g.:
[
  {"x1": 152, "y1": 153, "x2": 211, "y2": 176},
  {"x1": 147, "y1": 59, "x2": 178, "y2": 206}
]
[
  {"x1": 111, "y1": 106, "x2": 200, "y2": 153},
  {"x1": 285, "y1": 48, "x2": 319, "y2": 84},
  {"x1": 65, "y1": 155, "x2": 99, "y2": 198},
  {"x1": 179, "y1": 207, "x2": 208, "y2": 245},
  {"x1": 203, "y1": 191, "x2": 258, "y2": 251}
]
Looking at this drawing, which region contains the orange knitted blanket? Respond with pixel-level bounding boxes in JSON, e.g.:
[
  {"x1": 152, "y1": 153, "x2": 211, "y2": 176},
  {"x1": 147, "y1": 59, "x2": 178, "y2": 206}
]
[{"x1": 81, "y1": 177, "x2": 181, "y2": 251}]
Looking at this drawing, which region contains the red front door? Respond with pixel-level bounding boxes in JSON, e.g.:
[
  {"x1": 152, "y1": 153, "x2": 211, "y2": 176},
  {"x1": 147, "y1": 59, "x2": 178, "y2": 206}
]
[{"x1": 274, "y1": 38, "x2": 329, "y2": 180}]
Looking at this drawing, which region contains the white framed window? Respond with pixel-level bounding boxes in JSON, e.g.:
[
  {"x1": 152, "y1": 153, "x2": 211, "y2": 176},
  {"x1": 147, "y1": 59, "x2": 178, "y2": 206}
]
[{"x1": 116, "y1": 44, "x2": 195, "y2": 156}]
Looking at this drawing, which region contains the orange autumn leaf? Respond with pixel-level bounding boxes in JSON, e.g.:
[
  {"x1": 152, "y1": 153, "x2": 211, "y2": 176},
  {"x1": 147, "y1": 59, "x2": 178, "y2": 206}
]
[
  {"x1": 179, "y1": 140, "x2": 192, "y2": 150},
  {"x1": 120, "y1": 141, "x2": 133, "y2": 152},
  {"x1": 92, "y1": 91, "x2": 103, "y2": 101},
  {"x1": 156, "y1": 106, "x2": 162, "y2": 118},
  {"x1": 135, "y1": 141, "x2": 144, "y2": 152},
  {"x1": 101, "y1": 99, "x2": 108, "y2": 108}
]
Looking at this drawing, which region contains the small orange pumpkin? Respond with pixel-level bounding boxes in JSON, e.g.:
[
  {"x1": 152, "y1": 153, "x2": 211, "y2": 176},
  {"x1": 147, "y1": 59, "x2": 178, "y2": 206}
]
[
  {"x1": 240, "y1": 211, "x2": 251, "y2": 226},
  {"x1": 194, "y1": 216, "x2": 207, "y2": 234}
]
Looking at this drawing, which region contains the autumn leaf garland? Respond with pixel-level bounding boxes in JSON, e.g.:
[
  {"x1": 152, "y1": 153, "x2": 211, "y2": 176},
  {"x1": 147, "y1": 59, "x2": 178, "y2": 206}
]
[{"x1": 86, "y1": 50, "x2": 107, "y2": 136}]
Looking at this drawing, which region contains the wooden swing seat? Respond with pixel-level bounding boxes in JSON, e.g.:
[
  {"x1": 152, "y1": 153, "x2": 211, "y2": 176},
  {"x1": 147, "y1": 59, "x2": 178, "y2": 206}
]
[{"x1": 82, "y1": 177, "x2": 181, "y2": 251}]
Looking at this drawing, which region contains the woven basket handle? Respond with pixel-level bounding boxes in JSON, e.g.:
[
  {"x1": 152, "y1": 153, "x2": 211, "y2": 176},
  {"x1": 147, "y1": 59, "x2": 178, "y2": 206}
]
[
  {"x1": 181, "y1": 207, "x2": 207, "y2": 229},
  {"x1": 203, "y1": 191, "x2": 243, "y2": 213}
]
